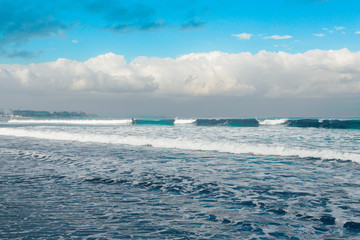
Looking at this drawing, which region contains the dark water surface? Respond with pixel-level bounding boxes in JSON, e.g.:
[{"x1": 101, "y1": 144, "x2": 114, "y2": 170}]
[{"x1": 1, "y1": 134, "x2": 360, "y2": 239}]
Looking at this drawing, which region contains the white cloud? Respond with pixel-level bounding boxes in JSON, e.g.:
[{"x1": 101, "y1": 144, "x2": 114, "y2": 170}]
[
  {"x1": 1, "y1": 49, "x2": 360, "y2": 99},
  {"x1": 334, "y1": 26, "x2": 345, "y2": 31},
  {"x1": 355, "y1": 31, "x2": 360, "y2": 34},
  {"x1": 313, "y1": 33, "x2": 325, "y2": 37},
  {"x1": 72, "y1": 39, "x2": 79, "y2": 44},
  {"x1": 232, "y1": 33, "x2": 252, "y2": 40},
  {"x1": 264, "y1": 35, "x2": 292, "y2": 40}
]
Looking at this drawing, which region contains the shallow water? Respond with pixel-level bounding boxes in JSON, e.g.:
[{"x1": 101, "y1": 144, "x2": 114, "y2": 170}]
[{"x1": 1, "y1": 119, "x2": 360, "y2": 239}]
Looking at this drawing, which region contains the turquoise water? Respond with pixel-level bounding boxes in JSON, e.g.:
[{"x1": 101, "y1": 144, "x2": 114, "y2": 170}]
[{"x1": 0, "y1": 118, "x2": 360, "y2": 239}]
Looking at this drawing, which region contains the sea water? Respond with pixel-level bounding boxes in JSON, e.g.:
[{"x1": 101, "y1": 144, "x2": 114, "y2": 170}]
[{"x1": 0, "y1": 118, "x2": 360, "y2": 239}]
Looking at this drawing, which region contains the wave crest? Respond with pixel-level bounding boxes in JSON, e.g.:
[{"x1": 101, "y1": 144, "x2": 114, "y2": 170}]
[
  {"x1": 174, "y1": 118, "x2": 196, "y2": 125},
  {"x1": 7, "y1": 119, "x2": 132, "y2": 125},
  {"x1": 258, "y1": 119, "x2": 288, "y2": 125},
  {"x1": 0, "y1": 128, "x2": 359, "y2": 163}
]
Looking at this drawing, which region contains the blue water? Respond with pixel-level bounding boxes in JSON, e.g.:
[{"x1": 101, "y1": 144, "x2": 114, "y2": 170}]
[{"x1": 1, "y1": 118, "x2": 360, "y2": 239}]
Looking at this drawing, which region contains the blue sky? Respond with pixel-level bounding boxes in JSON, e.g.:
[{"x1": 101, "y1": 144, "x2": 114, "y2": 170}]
[
  {"x1": 1, "y1": 0, "x2": 360, "y2": 64},
  {"x1": 1, "y1": 0, "x2": 360, "y2": 117}
]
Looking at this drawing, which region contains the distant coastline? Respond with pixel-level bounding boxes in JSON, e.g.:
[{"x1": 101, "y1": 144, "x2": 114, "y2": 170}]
[{"x1": 0, "y1": 110, "x2": 96, "y2": 119}]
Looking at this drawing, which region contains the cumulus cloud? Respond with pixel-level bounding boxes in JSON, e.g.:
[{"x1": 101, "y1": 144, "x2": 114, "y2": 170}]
[
  {"x1": 264, "y1": 35, "x2": 292, "y2": 40},
  {"x1": 355, "y1": 31, "x2": 360, "y2": 34},
  {"x1": 232, "y1": 33, "x2": 252, "y2": 40},
  {"x1": 313, "y1": 33, "x2": 325, "y2": 37},
  {"x1": 1, "y1": 49, "x2": 360, "y2": 99}
]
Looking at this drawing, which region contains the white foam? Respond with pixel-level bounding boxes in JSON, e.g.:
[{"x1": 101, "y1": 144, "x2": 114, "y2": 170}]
[
  {"x1": 7, "y1": 119, "x2": 132, "y2": 125},
  {"x1": 258, "y1": 119, "x2": 288, "y2": 125},
  {"x1": 174, "y1": 118, "x2": 196, "y2": 125},
  {"x1": 0, "y1": 128, "x2": 359, "y2": 163}
]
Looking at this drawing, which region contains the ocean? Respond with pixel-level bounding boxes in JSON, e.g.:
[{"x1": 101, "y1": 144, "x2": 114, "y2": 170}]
[{"x1": 0, "y1": 117, "x2": 360, "y2": 239}]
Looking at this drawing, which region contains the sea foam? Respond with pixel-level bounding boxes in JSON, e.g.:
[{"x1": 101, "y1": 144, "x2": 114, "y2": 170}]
[
  {"x1": 174, "y1": 118, "x2": 196, "y2": 125},
  {"x1": 0, "y1": 128, "x2": 359, "y2": 163},
  {"x1": 258, "y1": 119, "x2": 288, "y2": 125},
  {"x1": 7, "y1": 119, "x2": 132, "y2": 125}
]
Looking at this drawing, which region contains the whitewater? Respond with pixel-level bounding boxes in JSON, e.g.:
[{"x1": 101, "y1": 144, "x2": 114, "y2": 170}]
[
  {"x1": 3, "y1": 117, "x2": 360, "y2": 162},
  {"x1": 1, "y1": 117, "x2": 360, "y2": 239}
]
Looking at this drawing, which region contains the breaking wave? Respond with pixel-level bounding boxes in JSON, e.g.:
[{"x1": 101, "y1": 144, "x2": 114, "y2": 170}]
[
  {"x1": 6, "y1": 118, "x2": 360, "y2": 129},
  {"x1": 0, "y1": 128, "x2": 359, "y2": 163},
  {"x1": 258, "y1": 119, "x2": 288, "y2": 125},
  {"x1": 285, "y1": 119, "x2": 360, "y2": 129},
  {"x1": 174, "y1": 118, "x2": 196, "y2": 125},
  {"x1": 7, "y1": 119, "x2": 132, "y2": 125}
]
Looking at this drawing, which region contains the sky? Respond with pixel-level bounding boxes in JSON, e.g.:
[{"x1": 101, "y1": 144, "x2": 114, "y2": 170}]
[{"x1": 0, "y1": 0, "x2": 360, "y2": 117}]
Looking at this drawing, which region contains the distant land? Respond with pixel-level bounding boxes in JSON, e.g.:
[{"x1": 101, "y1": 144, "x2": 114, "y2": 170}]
[{"x1": 0, "y1": 110, "x2": 96, "y2": 119}]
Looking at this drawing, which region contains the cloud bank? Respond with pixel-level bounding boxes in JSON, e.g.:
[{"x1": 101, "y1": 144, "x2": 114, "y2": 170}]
[{"x1": 1, "y1": 49, "x2": 360, "y2": 99}]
